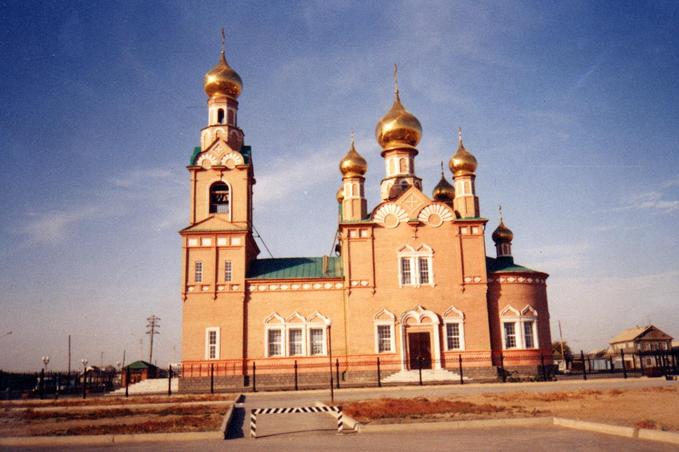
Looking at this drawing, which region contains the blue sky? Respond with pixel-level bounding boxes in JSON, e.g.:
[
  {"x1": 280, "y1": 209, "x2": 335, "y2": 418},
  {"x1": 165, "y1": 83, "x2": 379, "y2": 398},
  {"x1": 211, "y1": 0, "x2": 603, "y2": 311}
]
[{"x1": 1, "y1": 0, "x2": 678, "y2": 370}]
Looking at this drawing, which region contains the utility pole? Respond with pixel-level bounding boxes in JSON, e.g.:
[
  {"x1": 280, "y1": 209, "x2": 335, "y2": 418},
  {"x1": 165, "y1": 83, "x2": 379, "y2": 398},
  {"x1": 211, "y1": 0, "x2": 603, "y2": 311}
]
[
  {"x1": 558, "y1": 320, "x2": 566, "y2": 364},
  {"x1": 146, "y1": 315, "x2": 160, "y2": 364}
]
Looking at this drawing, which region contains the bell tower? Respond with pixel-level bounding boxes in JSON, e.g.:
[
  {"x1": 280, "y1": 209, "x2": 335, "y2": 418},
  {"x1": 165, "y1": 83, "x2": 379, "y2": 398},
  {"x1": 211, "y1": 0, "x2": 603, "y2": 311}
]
[{"x1": 180, "y1": 34, "x2": 258, "y2": 367}]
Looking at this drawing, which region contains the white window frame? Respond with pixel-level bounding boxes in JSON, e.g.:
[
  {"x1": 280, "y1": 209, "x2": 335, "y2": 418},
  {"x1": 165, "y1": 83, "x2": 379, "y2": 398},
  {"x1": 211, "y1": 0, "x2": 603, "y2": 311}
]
[
  {"x1": 195, "y1": 261, "x2": 203, "y2": 283},
  {"x1": 443, "y1": 306, "x2": 465, "y2": 351},
  {"x1": 263, "y1": 311, "x2": 331, "y2": 357},
  {"x1": 266, "y1": 328, "x2": 284, "y2": 357},
  {"x1": 224, "y1": 260, "x2": 232, "y2": 282},
  {"x1": 397, "y1": 244, "x2": 435, "y2": 287},
  {"x1": 287, "y1": 328, "x2": 305, "y2": 356},
  {"x1": 500, "y1": 305, "x2": 539, "y2": 350},
  {"x1": 308, "y1": 327, "x2": 325, "y2": 356},
  {"x1": 205, "y1": 327, "x2": 220, "y2": 360},
  {"x1": 374, "y1": 308, "x2": 397, "y2": 353}
]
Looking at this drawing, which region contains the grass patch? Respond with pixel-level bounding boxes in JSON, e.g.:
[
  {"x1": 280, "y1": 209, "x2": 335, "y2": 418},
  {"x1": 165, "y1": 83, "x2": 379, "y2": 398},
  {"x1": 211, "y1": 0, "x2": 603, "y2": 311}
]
[{"x1": 343, "y1": 397, "x2": 507, "y2": 423}]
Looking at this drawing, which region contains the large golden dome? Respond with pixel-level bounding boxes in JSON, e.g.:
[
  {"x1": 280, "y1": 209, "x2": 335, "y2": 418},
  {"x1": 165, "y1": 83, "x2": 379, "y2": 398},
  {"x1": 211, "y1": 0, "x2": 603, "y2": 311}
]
[
  {"x1": 432, "y1": 174, "x2": 455, "y2": 203},
  {"x1": 492, "y1": 220, "x2": 513, "y2": 244},
  {"x1": 339, "y1": 140, "x2": 368, "y2": 177},
  {"x1": 449, "y1": 129, "x2": 477, "y2": 176},
  {"x1": 375, "y1": 93, "x2": 422, "y2": 153},
  {"x1": 204, "y1": 50, "x2": 242, "y2": 98}
]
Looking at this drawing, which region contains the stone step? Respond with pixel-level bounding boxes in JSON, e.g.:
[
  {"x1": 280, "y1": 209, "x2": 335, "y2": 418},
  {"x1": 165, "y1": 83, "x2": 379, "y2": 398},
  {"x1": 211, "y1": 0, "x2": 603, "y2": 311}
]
[
  {"x1": 109, "y1": 378, "x2": 178, "y2": 395},
  {"x1": 383, "y1": 369, "x2": 469, "y2": 383}
]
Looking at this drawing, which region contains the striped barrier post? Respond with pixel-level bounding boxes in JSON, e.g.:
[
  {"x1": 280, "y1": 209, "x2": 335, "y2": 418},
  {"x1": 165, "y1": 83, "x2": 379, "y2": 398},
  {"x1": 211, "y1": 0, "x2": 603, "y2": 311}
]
[{"x1": 250, "y1": 406, "x2": 344, "y2": 439}]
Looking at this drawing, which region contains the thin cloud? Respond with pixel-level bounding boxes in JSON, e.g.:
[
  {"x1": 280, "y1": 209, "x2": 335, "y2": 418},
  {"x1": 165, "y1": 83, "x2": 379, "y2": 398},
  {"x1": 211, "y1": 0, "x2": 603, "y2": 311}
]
[{"x1": 22, "y1": 206, "x2": 108, "y2": 244}]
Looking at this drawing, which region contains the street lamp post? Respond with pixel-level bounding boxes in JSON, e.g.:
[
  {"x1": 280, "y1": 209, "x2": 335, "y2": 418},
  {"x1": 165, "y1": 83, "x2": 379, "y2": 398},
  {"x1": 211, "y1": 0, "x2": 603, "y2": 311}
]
[
  {"x1": 81, "y1": 359, "x2": 88, "y2": 399},
  {"x1": 41, "y1": 356, "x2": 50, "y2": 371}
]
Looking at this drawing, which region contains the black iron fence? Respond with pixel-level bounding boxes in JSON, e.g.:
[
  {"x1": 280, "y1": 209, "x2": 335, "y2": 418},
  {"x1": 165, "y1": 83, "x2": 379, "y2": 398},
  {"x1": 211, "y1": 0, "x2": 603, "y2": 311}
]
[
  {"x1": 2, "y1": 348, "x2": 676, "y2": 399},
  {"x1": 0, "y1": 370, "x2": 114, "y2": 400}
]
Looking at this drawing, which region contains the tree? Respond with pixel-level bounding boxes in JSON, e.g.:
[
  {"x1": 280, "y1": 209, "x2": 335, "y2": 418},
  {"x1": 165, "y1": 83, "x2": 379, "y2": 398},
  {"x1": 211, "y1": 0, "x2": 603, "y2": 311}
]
[{"x1": 552, "y1": 341, "x2": 573, "y2": 361}]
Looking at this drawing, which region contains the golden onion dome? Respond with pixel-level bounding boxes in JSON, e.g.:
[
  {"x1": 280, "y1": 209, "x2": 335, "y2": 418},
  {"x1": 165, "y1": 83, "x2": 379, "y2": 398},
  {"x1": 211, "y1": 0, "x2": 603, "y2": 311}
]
[
  {"x1": 492, "y1": 220, "x2": 514, "y2": 244},
  {"x1": 339, "y1": 140, "x2": 368, "y2": 177},
  {"x1": 432, "y1": 174, "x2": 455, "y2": 203},
  {"x1": 204, "y1": 50, "x2": 242, "y2": 98},
  {"x1": 336, "y1": 185, "x2": 345, "y2": 203},
  {"x1": 375, "y1": 93, "x2": 422, "y2": 153},
  {"x1": 449, "y1": 129, "x2": 477, "y2": 176}
]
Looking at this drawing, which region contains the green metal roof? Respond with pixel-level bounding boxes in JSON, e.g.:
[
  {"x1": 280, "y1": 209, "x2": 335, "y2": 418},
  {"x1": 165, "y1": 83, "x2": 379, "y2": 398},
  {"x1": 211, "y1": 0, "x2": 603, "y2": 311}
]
[
  {"x1": 247, "y1": 257, "x2": 343, "y2": 280},
  {"x1": 125, "y1": 360, "x2": 157, "y2": 370},
  {"x1": 486, "y1": 257, "x2": 546, "y2": 275},
  {"x1": 190, "y1": 146, "x2": 201, "y2": 165}
]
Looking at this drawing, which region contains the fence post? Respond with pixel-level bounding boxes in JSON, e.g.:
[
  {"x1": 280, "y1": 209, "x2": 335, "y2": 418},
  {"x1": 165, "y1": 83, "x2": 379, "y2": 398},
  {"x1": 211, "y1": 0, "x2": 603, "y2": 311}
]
[
  {"x1": 210, "y1": 363, "x2": 215, "y2": 394},
  {"x1": 252, "y1": 362, "x2": 256, "y2": 392},
  {"x1": 458, "y1": 354, "x2": 464, "y2": 385},
  {"x1": 376, "y1": 357, "x2": 381, "y2": 387},
  {"x1": 540, "y1": 353, "x2": 547, "y2": 381},
  {"x1": 125, "y1": 367, "x2": 130, "y2": 397},
  {"x1": 82, "y1": 370, "x2": 87, "y2": 399},
  {"x1": 168, "y1": 365, "x2": 173, "y2": 396},
  {"x1": 639, "y1": 353, "x2": 645, "y2": 375},
  {"x1": 55, "y1": 374, "x2": 59, "y2": 400},
  {"x1": 609, "y1": 356, "x2": 614, "y2": 372},
  {"x1": 294, "y1": 360, "x2": 298, "y2": 391},
  {"x1": 580, "y1": 351, "x2": 587, "y2": 381},
  {"x1": 620, "y1": 349, "x2": 627, "y2": 379},
  {"x1": 39, "y1": 369, "x2": 45, "y2": 400},
  {"x1": 418, "y1": 356, "x2": 423, "y2": 386},
  {"x1": 499, "y1": 353, "x2": 506, "y2": 383},
  {"x1": 335, "y1": 358, "x2": 340, "y2": 389}
]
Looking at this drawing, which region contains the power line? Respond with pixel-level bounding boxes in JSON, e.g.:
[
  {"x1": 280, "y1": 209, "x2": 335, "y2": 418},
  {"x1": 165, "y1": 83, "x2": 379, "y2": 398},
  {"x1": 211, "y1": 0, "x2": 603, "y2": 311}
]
[{"x1": 253, "y1": 224, "x2": 274, "y2": 258}]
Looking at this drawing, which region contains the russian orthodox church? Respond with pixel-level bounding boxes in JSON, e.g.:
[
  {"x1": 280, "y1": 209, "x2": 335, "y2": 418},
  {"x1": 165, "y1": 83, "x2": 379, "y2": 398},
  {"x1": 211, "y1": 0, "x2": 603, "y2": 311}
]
[{"x1": 179, "y1": 43, "x2": 552, "y2": 388}]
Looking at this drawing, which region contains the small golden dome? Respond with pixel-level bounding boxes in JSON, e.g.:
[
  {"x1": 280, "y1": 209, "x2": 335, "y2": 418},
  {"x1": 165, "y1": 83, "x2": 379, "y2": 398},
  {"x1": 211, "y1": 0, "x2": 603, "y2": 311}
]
[
  {"x1": 432, "y1": 175, "x2": 455, "y2": 203},
  {"x1": 432, "y1": 162, "x2": 455, "y2": 202},
  {"x1": 204, "y1": 50, "x2": 242, "y2": 98},
  {"x1": 492, "y1": 220, "x2": 513, "y2": 244},
  {"x1": 336, "y1": 185, "x2": 344, "y2": 203},
  {"x1": 449, "y1": 129, "x2": 477, "y2": 176},
  {"x1": 339, "y1": 140, "x2": 368, "y2": 177}
]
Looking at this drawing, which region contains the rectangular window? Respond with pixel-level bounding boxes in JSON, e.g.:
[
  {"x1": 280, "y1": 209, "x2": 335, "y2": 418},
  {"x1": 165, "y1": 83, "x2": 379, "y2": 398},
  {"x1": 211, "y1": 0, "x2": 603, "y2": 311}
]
[
  {"x1": 418, "y1": 257, "x2": 430, "y2": 285},
  {"x1": 446, "y1": 323, "x2": 461, "y2": 350},
  {"x1": 309, "y1": 328, "x2": 324, "y2": 355},
  {"x1": 205, "y1": 327, "x2": 219, "y2": 360},
  {"x1": 523, "y1": 321, "x2": 535, "y2": 348},
  {"x1": 504, "y1": 322, "x2": 516, "y2": 349},
  {"x1": 267, "y1": 329, "x2": 282, "y2": 357},
  {"x1": 400, "y1": 258, "x2": 411, "y2": 285},
  {"x1": 377, "y1": 325, "x2": 392, "y2": 353},
  {"x1": 224, "y1": 260, "x2": 232, "y2": 282},
  {"x1": 195, "y1": 261, "x2": 203, "y2": 283},
  {"x1": 288, "y1": 329, "x2": 303, "y2": 356}
]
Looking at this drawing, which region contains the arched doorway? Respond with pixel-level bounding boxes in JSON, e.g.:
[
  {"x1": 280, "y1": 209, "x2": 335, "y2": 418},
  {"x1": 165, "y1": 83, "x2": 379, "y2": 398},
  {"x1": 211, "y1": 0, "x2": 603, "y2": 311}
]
[{"x1": 400, "y1": 306, "x2": 442, "y2": 370}]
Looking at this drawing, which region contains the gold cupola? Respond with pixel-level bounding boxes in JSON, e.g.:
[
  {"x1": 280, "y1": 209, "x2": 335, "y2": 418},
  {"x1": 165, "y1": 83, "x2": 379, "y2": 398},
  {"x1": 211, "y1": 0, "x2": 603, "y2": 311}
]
[
  {"x1": 432, "y1": 162, "x2": 455, "y2": 203},
  {"x1": 375, "y1": 65, "x2": 422, "y2": 153},
  {"x1": 339, "y1": 138, "x2": 368, "y2": 178},
  {"x1": 492, "y1": 220, "x2": 513, "y2": 244},
  {"x1": 449, "y1": 128, "x2": 477, "y2": 176},
  {"x1": 204, "y1": 49, "x2": 243, "y2": 99}
]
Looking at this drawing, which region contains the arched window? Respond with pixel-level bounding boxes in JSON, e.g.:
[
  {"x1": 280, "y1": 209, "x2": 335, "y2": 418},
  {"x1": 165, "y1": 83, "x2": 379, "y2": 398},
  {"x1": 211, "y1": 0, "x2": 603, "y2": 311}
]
[
  {"x1": 500, "y1": 305, "x2": 539, "y2": 350},
  {"x1": 397, "y1": 244, "x2": 435, "y2": 287},
  {"x1": 209, "y1": 182, "x2": 230, "y2": 214},
  {"x1": 217, "y1": 108, "x2": 225, "y2": 124}
]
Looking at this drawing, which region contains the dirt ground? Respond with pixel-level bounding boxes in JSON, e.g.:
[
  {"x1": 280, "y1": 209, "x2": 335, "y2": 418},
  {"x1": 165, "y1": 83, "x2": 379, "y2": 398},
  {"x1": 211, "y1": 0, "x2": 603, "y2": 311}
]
[
  {"x1": 342, "y1": 385, "x2": 679, "y2": 432},
  {"x1": 0, "y1": 396, "x2": 233, "y2": 436}
]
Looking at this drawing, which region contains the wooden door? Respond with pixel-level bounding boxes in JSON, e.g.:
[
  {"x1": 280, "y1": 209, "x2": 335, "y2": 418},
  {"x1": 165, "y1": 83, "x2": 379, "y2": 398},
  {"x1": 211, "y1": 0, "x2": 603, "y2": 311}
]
[{"x1": 408, "y1": 332, "x2": 432, "y2": 369}]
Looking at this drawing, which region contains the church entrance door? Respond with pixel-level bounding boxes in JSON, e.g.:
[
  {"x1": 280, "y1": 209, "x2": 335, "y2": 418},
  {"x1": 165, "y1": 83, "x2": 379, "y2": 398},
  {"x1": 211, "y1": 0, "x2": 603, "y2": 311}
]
[{"x1": 407, "y1": 332, "x2": 432, "y2": 370}]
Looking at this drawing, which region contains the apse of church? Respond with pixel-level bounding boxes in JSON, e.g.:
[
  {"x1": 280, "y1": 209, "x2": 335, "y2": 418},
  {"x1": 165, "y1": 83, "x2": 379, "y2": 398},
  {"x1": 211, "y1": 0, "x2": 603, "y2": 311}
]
[{"x1": 180, "y1": 42, "x2": 552, "y2": 387}]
